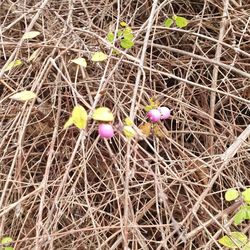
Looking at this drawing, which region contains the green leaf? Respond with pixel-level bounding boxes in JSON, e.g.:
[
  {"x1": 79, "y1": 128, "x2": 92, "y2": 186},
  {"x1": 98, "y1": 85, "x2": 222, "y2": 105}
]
[
  {"x1": 218, "y1": 232, "x2": 248, "y2": 249},
  {"x1": 22, "y1": 31, "x2": 40, "y2": 39},
  {"x1": 3, "y1": 59, "x2": 22, "y2": 72},
  {"x1": 123, "y1": 32, "x2": 134, "y2": 41},
  {"x1": 233, "y1": 206, "x2": 250, "y2": 225},
  {"x1": 173, "y1": 15, "x2": 188, "y2": 28},
  {"x1": 107, "y1": 32, "x2": 115, "y2": 43},
  {"x1": 123, "y1": 126, "x2": 136, "y2": 139},
  {"x1": 71, "y1": 57, "x2": 87, "y2": 67},
  {"x1": 10, "y1": 90, "x2": 37, "y2": 102},
  {"x1": 120, "y1": 21, "x2": 127, "y2": 27},
  {"x1": 91, "y1": 52, "x2": 108, "y2": 62},
  {"x1": 225, "y1": 189, "x2": 239, "y2": 201},
  {"x1": 242, "y1": 188, "x2": 250, "y2": 204},
  {"x1": 1, "y1": 236, "x2": 14, "y2": 250},
  {"x1": 124, "y1": 117, "x2": 133, "y2": 126},
  {"x1": 164, "y1": 18, "x2": 174, "y2": 28},
  {"x1": 92, "y1": 107, "x2": 114, "y2": 122},
  {"x1": 234, "y1": 209, "x2": 246, "y2": 226},
  {"x1": 120, "y1": 39, "x2": 134, "y2": 49},
  {"x1": 117, "y1": 30, "x2": 123, "y2": 38},
  {"x1": 1, "y1": 237, "x2": 13, "y2": 245}
]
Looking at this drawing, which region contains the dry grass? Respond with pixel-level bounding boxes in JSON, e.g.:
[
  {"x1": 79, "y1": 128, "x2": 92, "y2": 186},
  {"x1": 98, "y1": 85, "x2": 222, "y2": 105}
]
[{"x1": 0, "y1": 0, "x2": 250, "y2": 249}]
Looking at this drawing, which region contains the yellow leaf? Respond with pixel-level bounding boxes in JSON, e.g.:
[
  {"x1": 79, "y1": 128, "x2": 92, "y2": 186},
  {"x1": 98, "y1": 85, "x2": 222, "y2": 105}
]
[
  {"x1": 91, "y1": 52, "x2": 108, "y2": 62},
  {"x1": 123, "y1": 126, "x2": 136, "y2": 139},
  {"x1": 22, "y1": 31, "x2": 40, "y2": 39},
  {"x1": 153, "y1": 124, "x2": 166, "y2": 138},
  {"x1": 10, "y1": 90, "x2": 37, "y2": 101},
  {"x1": 120, "y1": 21, "x2": 127, "y2": 27},
  {"x1": 92, "y1": 107, "x2": 114, "y2": 122},
  {"x1": 139, "y1": 122, "x2": 151, "y2": 137},
  {"x1": 71, "y1": 105, "x2": 88, "y2": 129},
  {"x1": 71, "y1": 58, "x2": 87, "y2": 67},
  {"x1": 124, "y1": 117, "x2": 133, "y2": 126},
  {"x1": 64, "y1": 117, "x2": 74, "y2": 129},
  {"x1": 3, "y1": 59, "x2": 22, "y2": 72}
]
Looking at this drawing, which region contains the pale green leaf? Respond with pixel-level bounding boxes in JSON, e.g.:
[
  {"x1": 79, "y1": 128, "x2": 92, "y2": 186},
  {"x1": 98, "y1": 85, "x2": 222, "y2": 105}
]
[
  {"x1": 120, "y1": 39, "x2": 134, "y2": 49},
  {"x1": 243, "y1": 242, "x2": 250, "y2": 250},
  {"x1": 71, "y1": 58, "x2": 87, "y2": 67},
  {"x1": 71, "y1": 105, "x2": 88, "y2": 129},
  {"x1": 3, "y1": 60, "x2": 22, "y2": 72},
  {"x1": 123, "y1": 126, "x2": 136, "y2": 139},
  {"x1": 173, "y1": 15, "x2": 188, "y2": 28},
  {"x1": 242, "y1": 188, "x2": 250, "y2": 204},
  {"x1": 4, "y1": 247, "x2": 14, "y2": 250},
  {"x1": 123, "y1": 31, "x2": 134, "y2": 41},
  {"x1": 164, "y1": 18, "x2": 174, "y2": 28},
  {"x1": 91, "y1": 52, "x2": 108, "y2": 62},
  {"x1": 144, "y1": 98, "x2": 159, "y2": 112},
  {"x1": 63, "y1": 117, "x2": 74, "y2": 129},
  {"x1": 218, "y1": 232, "x2": 248, "y2": 249},
  {"x1": 28, "y1": 49, "x2": 39, "y2": 62},
  {"x1": 92, "y1": 107, "x2": 114, "y2": 122},
  {"x1": 107, "y1": 32, "x2": 115, "y2": 43},
  {"x1": 22, "y1": 31, "x2": 40, "y2": 39},
  {"x1": 10, "y1": 90, "x2": 37, "y2": 102},
  {"x1": 124, "y1": 117, "x2": 133, "y2": 126},
  {"x1": 225, "y1": 189, "x2": 239, "y2": 201}
]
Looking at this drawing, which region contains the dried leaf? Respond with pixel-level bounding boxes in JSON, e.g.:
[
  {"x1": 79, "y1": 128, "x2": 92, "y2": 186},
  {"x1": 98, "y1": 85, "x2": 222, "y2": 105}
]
[
  {"x1": 10, "y1": 90, "x2": 37, "y2": 101},
  {"x1": 22, "y1": 31, "x2": 40, "y2": 39},
  {"x1": 139, "y1": 122, "x2": 151, "y2": 137},
  {"x1": 153, "y1": 124, "x2": 166, "y2": 138}
]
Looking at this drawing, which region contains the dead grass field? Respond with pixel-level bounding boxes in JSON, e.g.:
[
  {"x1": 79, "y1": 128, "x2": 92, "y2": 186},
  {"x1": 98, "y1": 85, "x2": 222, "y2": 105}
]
[{"x1": 0, "y1": 0, "x2": 250, "y2": 249}]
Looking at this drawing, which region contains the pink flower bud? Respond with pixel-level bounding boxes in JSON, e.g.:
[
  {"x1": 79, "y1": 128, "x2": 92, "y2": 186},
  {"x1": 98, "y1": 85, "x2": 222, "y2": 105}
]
[
  {"x1": 98, "y1": 124, "x2": 114, "y2": 139},
  {"x1": 147, "y1": 109, "x2": 161, "y2": 123},
  {"x1": 158, "y1": 107, "x2": 171, "y2": 120}
]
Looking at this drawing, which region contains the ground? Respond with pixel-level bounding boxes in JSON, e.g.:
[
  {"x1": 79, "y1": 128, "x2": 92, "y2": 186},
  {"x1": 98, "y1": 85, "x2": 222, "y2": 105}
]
[{"x1": 0, "y1": 0, "x2": 250, "y2": 249}]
